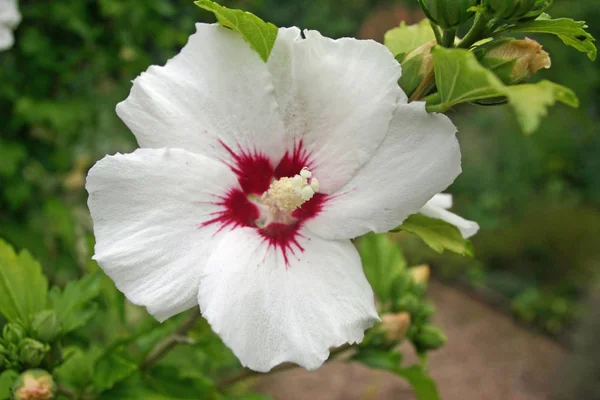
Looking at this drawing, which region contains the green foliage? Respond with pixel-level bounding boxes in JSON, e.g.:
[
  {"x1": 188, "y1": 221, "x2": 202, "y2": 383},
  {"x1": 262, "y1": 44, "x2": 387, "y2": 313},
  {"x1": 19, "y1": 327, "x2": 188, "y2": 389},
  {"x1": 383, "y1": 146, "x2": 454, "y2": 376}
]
[
  {"x1": 195, "y1": 0, "x2": 278, "y2": 62},
  {"x1": 0, "y1": 239, "x2": 48, "y2": 327},
  {"x1": 426, "y1": 46, "x2": 578, "y2": 133},
  {"x1": 0, "y1": 370, "x2": 18, "y2": 400},
  {"x1": 503, "y1": 16, "x2": 597, "y2": 60},
  {"x1": 395, "y1": 214, "x2": 474, "y2": 256}
]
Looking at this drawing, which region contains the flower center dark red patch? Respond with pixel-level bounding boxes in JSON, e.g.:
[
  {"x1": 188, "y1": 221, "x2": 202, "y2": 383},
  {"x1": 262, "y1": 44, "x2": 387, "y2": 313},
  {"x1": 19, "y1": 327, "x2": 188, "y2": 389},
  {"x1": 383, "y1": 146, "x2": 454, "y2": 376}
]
[{"x1": 202, "y1": 140, "x2": 326, "y2": 266}]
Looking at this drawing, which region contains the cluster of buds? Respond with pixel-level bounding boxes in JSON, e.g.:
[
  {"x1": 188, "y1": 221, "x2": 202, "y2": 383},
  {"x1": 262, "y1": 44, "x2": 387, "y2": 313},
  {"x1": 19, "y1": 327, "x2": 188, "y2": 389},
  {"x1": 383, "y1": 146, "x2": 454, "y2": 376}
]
[
  {"x1": 1, "y1": 322, "x2": 50, "y2": 370},
  {"x1": 483, "y1": 0, "x2": 552, "y2": 21},
  {"x1": 418, "y1": 0, "x2": 479, "y2": 29}
]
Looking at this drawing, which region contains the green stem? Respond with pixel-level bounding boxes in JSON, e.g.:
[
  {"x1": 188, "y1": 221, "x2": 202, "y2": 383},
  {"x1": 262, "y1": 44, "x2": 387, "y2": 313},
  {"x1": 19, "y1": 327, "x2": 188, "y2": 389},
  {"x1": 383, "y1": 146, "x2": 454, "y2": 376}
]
[
  {"x1": 457, "y1": 13, "x2": 489, "y2": 48},
  {"x1": 441, "y1": 28, "x2": 457, "y2": 48},
  {"x1": 429, "y1": 21, "x2": 443, "y2": 45},
  {"x1": 140, "y1": 311, "x2": 200, "y2": 370}
]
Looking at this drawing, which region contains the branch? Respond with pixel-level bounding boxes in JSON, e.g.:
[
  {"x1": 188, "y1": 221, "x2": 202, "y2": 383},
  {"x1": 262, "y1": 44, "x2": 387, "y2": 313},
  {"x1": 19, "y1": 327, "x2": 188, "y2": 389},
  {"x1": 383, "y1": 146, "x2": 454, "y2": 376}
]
[
  {"x1": 216, "y1": 343, "x2": 352, "y2": 389},
  {"x1": 140, "y1": 311, "x2": 201, "y2": 370}
]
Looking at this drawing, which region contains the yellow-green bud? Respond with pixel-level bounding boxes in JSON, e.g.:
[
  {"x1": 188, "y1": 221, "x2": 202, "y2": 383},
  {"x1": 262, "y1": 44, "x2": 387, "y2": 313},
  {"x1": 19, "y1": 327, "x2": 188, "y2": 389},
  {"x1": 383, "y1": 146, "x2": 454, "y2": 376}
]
[
  {"x1": 12, "y1": 369, "x2": 55, "y2": 400},
  {"x1": 418, "y1": 0, "x2": 479, "y2": 30},
  {"x1": 18, "y1": 339, "x2": 48, "y2": 368},
  {"x1": 31, "y1": 311, "x2": 61, "y2": 343},
  {"x1": 380, "y1": 312, "x2": 412, "y2": 343},
  {"x1": 3, "y1": 322, "x2": 26, "y2": 345},
  {"x1": 480, "y1": 38, "x2": 551, "y2": 84}
]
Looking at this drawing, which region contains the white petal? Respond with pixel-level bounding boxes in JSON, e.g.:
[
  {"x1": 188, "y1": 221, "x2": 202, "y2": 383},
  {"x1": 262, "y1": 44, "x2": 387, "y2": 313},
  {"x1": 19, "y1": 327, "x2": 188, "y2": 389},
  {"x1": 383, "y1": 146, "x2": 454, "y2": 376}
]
[
  {"x1": 426, "y1": 193, "x2": 453, "y2": 210},
  {"x1": 0, "y1": 0, "x2": 21, "y2": 28},
  {"x1": 0, "y1": 26, "x2": 14, "y2": 51},
  {"x1": 267, "y1": 27, "x2": 406, "y2": 193},
  {"x1": 116, "y1": 23, "x2": 285, "y2": 165},
  {"x1": 198, "y1": 227, "x2": 379, "y2": 372},
  {"x1": 420, "y1": 203, "x2": 480, "y2": 239},
  {"x1": 86, "y1": 148, "x2": 240, "y2": 321},
  {"x1": 305, "y1": 102, "x2": 461, "y2": 240}
]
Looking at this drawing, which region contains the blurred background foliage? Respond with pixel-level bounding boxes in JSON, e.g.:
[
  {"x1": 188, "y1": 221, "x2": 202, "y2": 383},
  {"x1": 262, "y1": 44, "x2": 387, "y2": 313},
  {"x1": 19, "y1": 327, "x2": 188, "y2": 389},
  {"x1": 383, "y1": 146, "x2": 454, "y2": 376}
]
[{"x1": 0, "y1": 0, "x2": 598, "y2": 346}]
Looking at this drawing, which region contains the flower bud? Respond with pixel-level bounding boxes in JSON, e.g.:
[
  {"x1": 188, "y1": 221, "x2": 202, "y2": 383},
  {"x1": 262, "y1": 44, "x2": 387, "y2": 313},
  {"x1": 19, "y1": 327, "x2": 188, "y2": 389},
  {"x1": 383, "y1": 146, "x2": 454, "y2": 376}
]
[
  {"x1": 400, "y1": 40, "x2": 436, "y2": 101},
  {"x1": 480, "y1": 38, "x2": 551, "y2": 84},
  {"x1": 409, "y1": 265, "x2": 431, "y2": 284},
  {"x1": 18, "y1": 339, "x2": 49, "y2": 368},
  {"x1": 414, "y1": 324, "x2": 447, "y2": 351},
  {"x1": 380, "y1": 312, "x2": 411, "y2": 343},
  {"x1": 3, "y1": 322, "x2": 26, "y2": 345},
  {"x1": 483, "y1": 0, "x2": 544, "y2": 20},
  {"x1": 12, "y1": 369, "x2": 56, "y2": 400},
  {"x1": 418, "y1": 0, "x2": 479, "y2": 29},
  {"x1": 31, "y1": 311, "x2": 61, "y2": 343},
  {"x1": 396, "y1": 293, "x2": 420, "y2": 314}
]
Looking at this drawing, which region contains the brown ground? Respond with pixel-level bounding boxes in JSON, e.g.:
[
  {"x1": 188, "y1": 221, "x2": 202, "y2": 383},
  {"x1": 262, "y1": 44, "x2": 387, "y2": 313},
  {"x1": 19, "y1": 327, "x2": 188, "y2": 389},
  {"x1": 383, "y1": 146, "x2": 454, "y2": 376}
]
[{"x1": 256, "y1": 280, "x2": 565, "y2": 400}]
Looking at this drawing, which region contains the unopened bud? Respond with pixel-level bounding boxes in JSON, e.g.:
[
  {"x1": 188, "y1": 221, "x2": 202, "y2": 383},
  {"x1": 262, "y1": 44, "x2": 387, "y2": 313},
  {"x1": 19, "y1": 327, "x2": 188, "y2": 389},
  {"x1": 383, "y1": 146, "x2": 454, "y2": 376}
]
[
  {"x1": 380, "y1": 312, "x2": 411, "y2": 343},
  {"x1": 418, "y1": 0, "x2": 479, "y2": 29},
  {"x1": 12, "y1": 369, "x2": 55, "y2": 400},
  {"x1": 409, "y1": 265, "x2": 431, "y2": 284},
  {"x1": 400, "y1": 40, "x2": 436, "y2": 101},
  {"x1": 478, "y1": 38, "x2": 551, "y2": 84},
  {"x1": 414, "y1": 324, "x2": 447, "y2": 351},
  {"x1": 3, "y1": 322, "x2": 26, "y2": 345},
  {"x1": 18, "y1": 339, "x2": 48, "y2": 368},
  {"x1": 31, "y1": 311, "x2": 61, "y2": 343},
  {"x1": 484, "y1": 0, "x2": 549, "y2": 20}
]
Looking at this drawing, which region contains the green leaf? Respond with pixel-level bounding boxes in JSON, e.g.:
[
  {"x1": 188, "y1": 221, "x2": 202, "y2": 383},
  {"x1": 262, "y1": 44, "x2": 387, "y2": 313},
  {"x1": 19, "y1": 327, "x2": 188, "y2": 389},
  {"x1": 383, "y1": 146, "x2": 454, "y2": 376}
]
[
  {"x1": 395, "y1": 214, "x2": 473, "y2": 256},
  {"x1": 427, "y1": 47, "x2": 578, "y2": 134},
  {"x1": 358, "y1": 234, "x2": 406, "y2": 301},
  {"x1": 54, "y1": 347, "x2": 94, "y2": 390},
  {"x1": 93, "y1": 351, "x2": 138, "y2": 391},
  {"x1": 49, "y1": 272, "x2": 102, "y2": 334},
  {"x1": 143, "y1": 366, "x2": 217, "y2": 399},
  {"x1": 194, "y1": 0, "x2": 278, "y2": 62},
  {"x1": 384, "y1": 19, "x2": 436, "y2": 58},
  {"x1": 353, "y1": 349, "x2": 439, "y2": 400},
  {"x1": 506, "y1": 17, "x2": 597, "y2": 61},
  {"x1": 0, "y1": 370, "x2": 18, "y2": 400},
  {"x1": 396, "y1": 365, "x2": 440, "y2": 400},
  {"x1": 0, "y1": 238, "x2": 48, "y2": 327}
]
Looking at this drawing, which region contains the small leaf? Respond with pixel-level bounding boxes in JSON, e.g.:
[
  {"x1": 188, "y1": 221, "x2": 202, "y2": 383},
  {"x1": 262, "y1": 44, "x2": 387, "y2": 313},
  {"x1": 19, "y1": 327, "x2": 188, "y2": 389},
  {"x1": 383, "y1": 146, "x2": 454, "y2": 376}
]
[
  {"x1": 0, "y1": 370, "x2": 18, "y2": 400},
  {"x1": 54, "y1": 347, "x2": 94, "y2": 390},
  {"x1": 194, "y1": 0, "x2": 278, "y2": 62},
  {"x1": 395, "y1": 214, "x2": 473, "y2": 256},
  {"x1": 93, "y1": 351, "x2": 138, "y2": 391},
  {"x1": 352, "y1": 348, "x2": 403, "y2": 371},
  {"x1": 0, "y1": 238, "x2": 48, "y2": 327},
  {"x1": 384, "y1": 19, "x2": 436, "y2": 58},
  {"x1": 396, "y1": 365, "x2": 440, "y2": 400},
  {"x1": 49, "y1": 272, "x2": 102, "y2": 334},
  {"x1": 358, "y1": 234, "x2": 406, "y2": 302},
  {"x1": 506, "y1": 17, "x2": 597, "y2": 61},
  {"x1": 427, "y1": 47, "x2": 578, "y2": 134}
]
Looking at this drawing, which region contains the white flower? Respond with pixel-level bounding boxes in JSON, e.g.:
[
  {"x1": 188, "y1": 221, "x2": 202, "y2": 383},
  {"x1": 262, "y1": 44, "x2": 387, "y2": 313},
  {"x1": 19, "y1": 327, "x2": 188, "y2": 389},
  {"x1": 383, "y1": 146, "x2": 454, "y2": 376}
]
[
  {"x1": 0, "y1": 0, "x2": 20, "y2": 51},
  {"x1": 420, "y1": 193, "x2": 479, "y2": 238},
  {"x1": 86, "y1": 24, "x2": 461, "y2": 372}
]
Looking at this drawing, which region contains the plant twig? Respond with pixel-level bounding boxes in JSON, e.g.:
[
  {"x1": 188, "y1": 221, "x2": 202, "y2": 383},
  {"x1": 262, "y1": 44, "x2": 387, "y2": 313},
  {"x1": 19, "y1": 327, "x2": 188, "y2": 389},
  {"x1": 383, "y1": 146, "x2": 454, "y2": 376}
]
[
  {"x1": 441, "y1": 28, "x2": 457, "y2": 48},
  {"x1": 56, "y1": 384, "x2": 76, "y2": 399},
  {"x1": 457, "y1": 13, "x2": 489, "y2": 48},
  {"x1": 216, "y1": 343, "x2": 352, "y2": 389},
  {"x1": 140, "y1": 311, "x2": 201, "y2": 370},
  {"x1": 430, "y1": 21, "x2": 443, "y2": 45}
]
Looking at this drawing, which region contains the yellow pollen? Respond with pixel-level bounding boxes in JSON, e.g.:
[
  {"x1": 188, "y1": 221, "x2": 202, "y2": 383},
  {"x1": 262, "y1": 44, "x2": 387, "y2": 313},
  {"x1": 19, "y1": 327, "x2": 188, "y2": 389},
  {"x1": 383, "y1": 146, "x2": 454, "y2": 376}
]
[{"x1": 263, "y1": 168, "x2": 319, "y2": 213}]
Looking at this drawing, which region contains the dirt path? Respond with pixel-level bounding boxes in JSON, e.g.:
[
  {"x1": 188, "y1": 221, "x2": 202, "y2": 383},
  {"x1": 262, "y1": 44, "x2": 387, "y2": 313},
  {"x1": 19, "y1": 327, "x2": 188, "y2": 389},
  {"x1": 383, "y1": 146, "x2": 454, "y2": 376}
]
[{"x1": 256, "y1": 280, "x2": 565, "y2": 400}]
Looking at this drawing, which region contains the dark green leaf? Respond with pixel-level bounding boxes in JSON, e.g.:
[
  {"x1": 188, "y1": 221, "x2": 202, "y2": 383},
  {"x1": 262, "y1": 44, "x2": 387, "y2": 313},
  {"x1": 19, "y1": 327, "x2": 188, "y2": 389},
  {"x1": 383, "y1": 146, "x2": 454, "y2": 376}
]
[
  {"x1": 194, "y1": 0, "x2": 278, "y2": 62},
  {"x1": 54, "y1": 347, "x2": 94, "y2": 390},
  {"x1": 352, "y1": 348, "x2": 403, "y2": 371},
  {"x1": 395, "y1": 214, "x2": 474, "y2": 256},
  {"x1": 396, "y1": 365, "x2": 440, "y2": 400},
  {"x1": 0, "y1": 238, "x2": 48, "y2": 326},
  {"x1": 0, "y1": 370, "x2": 18, "y2": 400},
  {"x1": 49, "y1": 272, "x2": 102, "y2": 334},
  {"x1": 93, "y1": 352, "x2": 138, "y2": 391}
]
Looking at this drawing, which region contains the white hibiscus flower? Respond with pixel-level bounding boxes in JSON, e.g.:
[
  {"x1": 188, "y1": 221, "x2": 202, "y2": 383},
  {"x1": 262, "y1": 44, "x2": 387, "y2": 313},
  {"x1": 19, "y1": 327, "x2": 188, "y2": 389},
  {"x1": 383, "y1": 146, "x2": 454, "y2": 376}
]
[
  {"x1": 420, "y1": 193, "x2": 480, "y2": 238},
  {"x1": 0, "y1": 0, "x2": 20, "y2": 51},
  {"x1": 86, "y1": 24, "x2": 462, "y2": 372}
]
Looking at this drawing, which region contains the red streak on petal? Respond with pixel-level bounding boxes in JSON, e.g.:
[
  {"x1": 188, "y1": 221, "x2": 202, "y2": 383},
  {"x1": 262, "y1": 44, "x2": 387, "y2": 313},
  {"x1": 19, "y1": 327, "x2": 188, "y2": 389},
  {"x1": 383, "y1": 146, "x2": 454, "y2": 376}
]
[
  {"x1": 292, "y1": 193, "x2": 326, "y2": 222},
  {"x1": 274, "y1": 139, "x2": 312, "y2": 179},
  {"x1": 200, "y1": 189, "x2": 259, "y2": 233},
  {"x1": 219, "y1": 140, "x2": 273, "y2": 195},
  {"x1": 259, "y1": 222, "x2": 304, "y2": 267}
]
